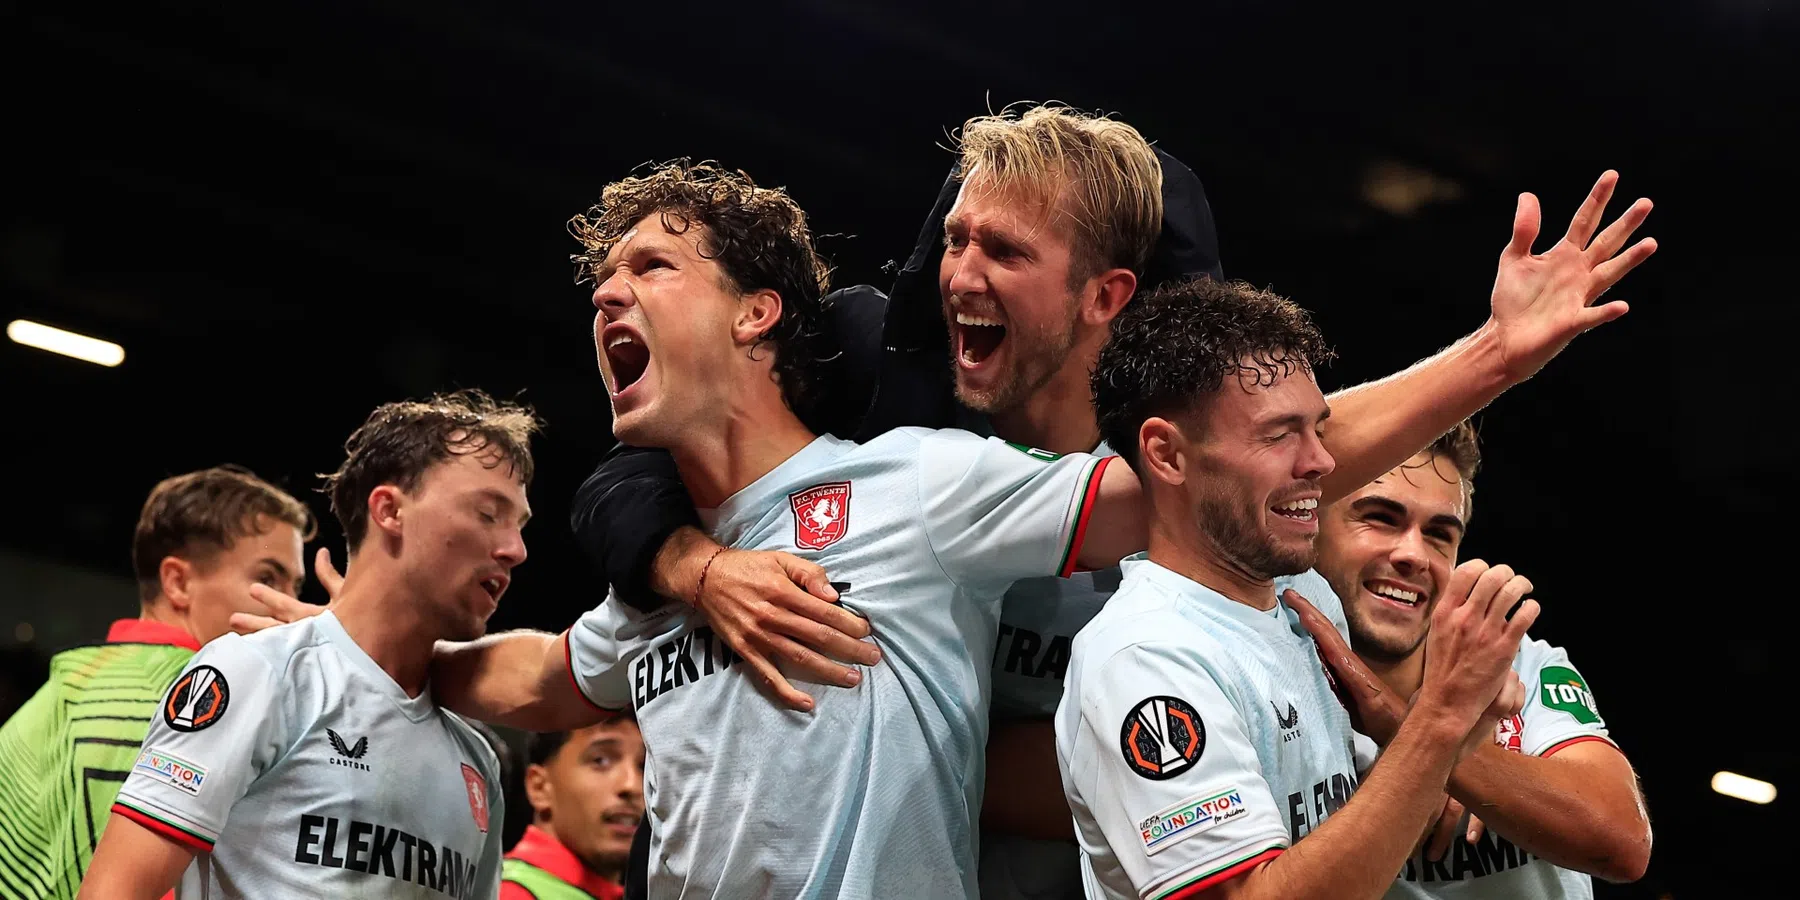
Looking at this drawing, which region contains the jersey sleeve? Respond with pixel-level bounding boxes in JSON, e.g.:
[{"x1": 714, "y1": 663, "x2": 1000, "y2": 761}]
[
  {"x1": 564, "y1": 599, "x2": 636, "y2": 714},
  {"x1": 918, "y1": 430, "x2": 1114, "y2": 590},
  {"x1": 1073, "y1": 645, "x2": 1289, "y2": 899},
  {"x1": 1517, "y1": 641, "x2": 1615, "y2": 758},
  {"x1": 111, "y1": 636, "x2": 288, "y2": 852}
]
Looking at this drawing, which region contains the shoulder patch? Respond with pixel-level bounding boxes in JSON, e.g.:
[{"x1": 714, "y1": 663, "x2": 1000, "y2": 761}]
[
  {"x1": 163, "y1": 665, "x2": 230, "y2": 732},
  {"x1": 1120, "y1": 695, "x2": 1206, "y2": 780},
  {"x1": 1004, "y1": 441, "x2": 1063, "y2": 461},
  {"x1": 1139, "y1": 786, "x2": 1252, "y2": 855},
  {"x1": 1538, "y1": 665, "x2": 1602, "y2": 724}
]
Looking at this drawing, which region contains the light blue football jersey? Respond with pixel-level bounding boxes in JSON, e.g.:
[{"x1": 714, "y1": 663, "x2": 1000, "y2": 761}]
[
  {"x1": 981, "y1": 443, "x2": 1119, "y2": 900},
  {"x1": 1057, "y1": 556, "x2": 1366, "y2": 900},
  {"x1": 113, "y1": 612, "x2": 506, "y2": 899},
  {"x1": 1387, "y1": 639, "x2": 1615, "y2": 900},
  {"x1": 566, "y1": 428, "x2": 1115, "y2": 899}
]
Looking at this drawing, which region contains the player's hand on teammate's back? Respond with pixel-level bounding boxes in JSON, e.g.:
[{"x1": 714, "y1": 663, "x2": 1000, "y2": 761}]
[
  {"x1": 1417, "y1": 560, "x2": 1539, "y2": 760},
  {"x1": 1486, "y1": 169, "x2": 1657, "y2": 382},
  {"x1": 232, "y1": 547, "x2": 338, "y2": 634},
  {"x1": 1285, "y1": 589, "x2": 1407, "y2": 745},
  {"x1": 693, "y1": 548, "x2": 882, "y2": 713}
]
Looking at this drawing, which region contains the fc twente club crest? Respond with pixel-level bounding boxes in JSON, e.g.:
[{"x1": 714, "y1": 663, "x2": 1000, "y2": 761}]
[{"x1": 790, "y1": 482, "x2": 851, "y2": 550}]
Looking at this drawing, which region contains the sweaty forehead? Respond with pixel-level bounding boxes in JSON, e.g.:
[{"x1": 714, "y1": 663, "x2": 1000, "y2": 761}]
[
  {"x1": 604, "y1": 213, "x2": 708, "y2": 266},
  {"x1": 947, "y1": 175, "x2": 1067, "y2": 240}
]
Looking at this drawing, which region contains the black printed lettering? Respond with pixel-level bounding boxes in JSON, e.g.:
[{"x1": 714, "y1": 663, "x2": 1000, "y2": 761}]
[
  {"x1": 370, "y1": 825, "x2": 399, "y2": 876},
  {"x1": 634, "y1": 656, "x2": 651, "y2": 708},
  {"x1": 699, "y1": 626, "x2": 717, "y2": 676},
  {"x1": 994, "y1": 623, "x2": 1015, "y2": 660},
  {"x1": 295, "y1": 814, "x2": 324, "y2": 864},
  {"x1": 1476, "y1": 830, "x2": 1508, "y2": 874},
  {"x1": 345, "y1": 819, "x2": 373, "y2": 872},
  {"x1": 657, "y1": 642, "x2": 678, "y2": 695},
  {"x1": 1287, "y1": 791, "x2": 1308, "y2": 840},
  {"x1": 320, "y1": 816, "x2": 345, "y2": 868},
  {"x1": 439, "y1": 847, "x2": 457, "y2": 896},
  {"x1": 674, "y1": 633, "x2": 700, "y2": 686},
  {"x1": 1005, "y1": 628, "x2": 1041, "y2": 675},
  {"x1": 418, "y1": 839, "x2": 438, "y2": 889},
  {"x1": 1451, "y1": 836, "x2": 1484, "y2": 879},
  {"x1": 1036, "y1": 634, "x2": 1072, "y2": 679},
  {"x1": 397, "y1": 831, "x2": 417, "y2": 880}
]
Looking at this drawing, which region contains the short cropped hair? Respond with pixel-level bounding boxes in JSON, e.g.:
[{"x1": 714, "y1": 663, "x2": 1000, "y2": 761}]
[
  {"x1": 1094, "y1": 276, "x2": 1335, "y2": 472},
  {"x1": 132, "y1": 466, "x2": 316, "y2": 603},
  {"x1": 955, "y1": 103, "x2": 1164, "y2": 282},
  {"x1": 568, "y1": 159, "x2": 835, "y2": 426},
  {"x1": 1420, "y1": 419, "x2": 1481, "y2": 521},
  {"x1": 321, "y1": 390, "x2": 540, "y2": 550}
]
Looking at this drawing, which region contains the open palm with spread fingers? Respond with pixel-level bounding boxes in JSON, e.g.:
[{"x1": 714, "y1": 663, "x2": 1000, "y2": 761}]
[{"x1": 1488, "y1": 170, "x2": 1657, "y2": 381}]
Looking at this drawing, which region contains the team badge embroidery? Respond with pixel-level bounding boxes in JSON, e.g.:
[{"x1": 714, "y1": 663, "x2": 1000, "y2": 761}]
[
  {"x1": 1496, "y1": 713, "x2": 1524, "y2": 753},
  {"x1": 790, "y1": 482, "x2": 851, "y2": 550},
  {"x1": 461, "y1": 762, "x2": 489, "y2": 833},
  {"x1": 1120, "y1": 695, "x2": 1206, "y2": 780},
  {"x1": 164, "y1": 665, "x2": 230, "y2": 732}
]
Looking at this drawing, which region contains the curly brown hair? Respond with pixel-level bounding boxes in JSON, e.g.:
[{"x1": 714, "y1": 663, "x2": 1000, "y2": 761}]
[
  {"x1": 568, "y1": 160, "x2": 836, "y2": 425},
  {"x1": 321, "y1": 389, "x2": 540, "y2": 550},
  {"x1": 1094, "y1": 276, "x2": 1336, "y2": 472},
  {"x1": 132, "y1": 465, "x2": 317, "y2": 603}
]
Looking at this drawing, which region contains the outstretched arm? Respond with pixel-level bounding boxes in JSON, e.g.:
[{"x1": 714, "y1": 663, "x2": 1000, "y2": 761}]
[
  {"x1": 1320, "y1": 171, "x2": 1656, "y2": 504},
  {"x1": 431, "y1": 631, "x2": 613, "y2": 732}
]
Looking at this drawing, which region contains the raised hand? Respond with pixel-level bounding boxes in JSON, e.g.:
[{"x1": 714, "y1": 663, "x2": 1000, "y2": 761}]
[
  {"x1": 1417, "y1": 560, "x2": 1539, "y2": 758},
  {"x1": 1487, "y1": 170, "x2": 1657, "y2": 382},
  {"x1": 232, "y1": 547, "x2": 340, "y2": 634}
]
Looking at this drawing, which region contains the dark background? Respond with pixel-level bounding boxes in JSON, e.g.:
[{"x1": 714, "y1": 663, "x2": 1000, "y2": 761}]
[{"x1": 3, "y1": 1, "x2": 1794, "y2": 895}]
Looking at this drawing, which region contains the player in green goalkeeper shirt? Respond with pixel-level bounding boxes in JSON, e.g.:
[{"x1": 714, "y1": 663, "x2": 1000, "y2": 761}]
[{"x1": 0, "y1": 466, "x2": 313, "y2": 900}]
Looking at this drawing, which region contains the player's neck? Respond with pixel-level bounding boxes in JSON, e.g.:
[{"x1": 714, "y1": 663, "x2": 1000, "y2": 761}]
[
  {"x1": 329, "y1": 560, "x2": 439, "y2": 698},
  {"x1": 670, "y1": 383, "x2": 817, "y2": 509},
  {"x1": 138, "y1": 600, "x2": 196, "y2": 641},
  {"x1": 1146, "y1": 515, "x2": 1279, "y2": 611},
  {"x1": 988, "y1": 349, "x2": 1102, "y2": 455},
  {"x1": 1368, "y1": 646, "x2": 1426, "y2": 699}
]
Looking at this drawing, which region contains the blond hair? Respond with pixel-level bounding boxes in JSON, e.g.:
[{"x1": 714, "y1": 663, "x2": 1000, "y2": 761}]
[{"x1": 955, "y1": 103, "x2": 1163, "y2": 280}]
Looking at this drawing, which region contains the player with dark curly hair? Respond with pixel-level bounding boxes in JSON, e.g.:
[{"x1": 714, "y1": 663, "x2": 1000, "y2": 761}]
[
  {"x1": 1061, "y1": 278, "x2": 1540, "y2": 900},
  {"x1": 568, "y1": 160, "x2": 840, "y2": 433}
]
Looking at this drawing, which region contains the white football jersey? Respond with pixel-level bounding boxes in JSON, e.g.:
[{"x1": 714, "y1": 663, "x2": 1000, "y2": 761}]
[
  {"x1": 566, "y1": 429, "x2": 1114, "y2": 899},
  {"x1": 1387, "y1": 639, "x2": 1615, "y2": 900},
  {"x1": 1058, "y1": 556, "x2": 1367, "y2": 900},
  {"x1": 981, "y1": 443, "x2": 1118, "y2": 900},
  {"x1": 113, "y1": 612, "x2": 505, "y2": 899}
]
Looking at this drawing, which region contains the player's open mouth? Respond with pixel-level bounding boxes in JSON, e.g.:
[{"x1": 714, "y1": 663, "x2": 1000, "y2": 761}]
[
  {"x1": 603, "y1": 324, "x2": 650, "y2": 396},
  {"x1": 1364, "y1": 580, "x2": 1423, "y2": 609},
  {"x1": 954, "y1": 309, "x2": 1006, "y2": 367},
  {"x1": 479, "y1": 575, "x2": 508, "y2": 602},
  {"x1": 1270, "y1": 497, "x2": 1319, "y2": 522}
]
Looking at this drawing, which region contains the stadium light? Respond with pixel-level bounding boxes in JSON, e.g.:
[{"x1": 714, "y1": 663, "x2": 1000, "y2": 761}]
[
  {"x1": 1712, "y1": 771, "x2": 1776, "y2": 804},
  {"x1": 6, "y1": 319, "x2": 125, "y2": 367}
]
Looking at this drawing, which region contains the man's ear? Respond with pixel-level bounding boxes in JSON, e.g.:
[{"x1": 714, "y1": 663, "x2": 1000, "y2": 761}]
[
  {"x1": 366, "y1": 485, "x2": 405, "y2": 541},
  {"x1": 1139, "y1": 416, "x2": 1190, "y2": 489},
  {"x1": 1081, "y1": 267, "x2": 1137, "y2": 328},
  {"x1": 734, "y1": 289, "x2": 784, "y2": 345},
  {"x1": 158, "y1": 556, "x2": 196, "y2": 613}
]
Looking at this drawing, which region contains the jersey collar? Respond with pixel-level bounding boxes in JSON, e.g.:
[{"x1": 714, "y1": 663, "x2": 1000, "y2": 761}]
[
  {"x1": 506, "y1": 825, "x2": 625, "y2": 899},
  {"x1": 105, "y1": 618, "x2": 202, "y2": 651}
]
